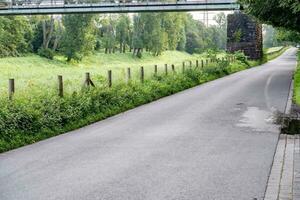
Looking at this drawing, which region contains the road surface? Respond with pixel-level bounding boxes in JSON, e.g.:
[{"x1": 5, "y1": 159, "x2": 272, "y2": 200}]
[{"x1": 0, "y1": 48, "x2": 298, "y2": 200}]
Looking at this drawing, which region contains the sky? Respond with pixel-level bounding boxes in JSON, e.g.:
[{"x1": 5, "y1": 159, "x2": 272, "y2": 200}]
[{"x1": 191, "y1": 11, "x2": 232, "y2": 25}]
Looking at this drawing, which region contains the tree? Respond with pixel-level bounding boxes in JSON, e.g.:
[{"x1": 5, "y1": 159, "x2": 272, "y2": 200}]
[
  {"x1": 276, "y1": 28, "x2": 300, "y2": 44},
  {"x1": 238, "y1": 0, "x2": 300, "y2": 32},
  {"x1": 116, "y1": 14, "x2": 131, "y2": 53},
  {"x1": 0, "y1": 16, "x2": 32, "y2": 57},
  {"x1": 61, "y1": 14, "x2": 96, "y2": 62},
  {"x1": 98, "y1": 16, "x2": 117, "y2": 54},
  {"x1": 132, "y1": 14, "x2": 144, "y2": 57}
]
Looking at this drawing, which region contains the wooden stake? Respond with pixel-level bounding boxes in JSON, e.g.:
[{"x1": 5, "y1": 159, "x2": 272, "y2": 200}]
[
  {"x1": 165, "y1": 64, "x2": 168, "y2": 75},
  {"x1": 58, "y1": 75, "x2": 63, "y2": 97},
  {"x1": 127, "y1": 68, "x2": 131, "y2": 83},
  {"x1": 108, "y1": 70, "x2": 112, "y2": 87},
  {"x1": 140, "y1": 66, "x2": 144, "y2": 83},
  {"x1": 84, "y1": 72, "x2": 95, "y2": 87},
  {"x1": 8, "y1": 78, "x2": 14, "y2": 100}
]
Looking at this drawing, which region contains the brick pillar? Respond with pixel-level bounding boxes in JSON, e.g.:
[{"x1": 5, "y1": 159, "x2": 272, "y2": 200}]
[{"x1": 227, "y1": 12, "x2": 263, "y2": 60}]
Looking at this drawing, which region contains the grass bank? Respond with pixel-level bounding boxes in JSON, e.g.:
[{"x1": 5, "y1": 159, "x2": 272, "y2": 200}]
[
  {"x1": 265, "y1": 46, "x2": 289, "y2": 62},
  {"x1": 0, "y1": 48, "x2": 287, "y2": 152},
  {"x1": 0, "y1": 51, "x2": 215, "y2": 96},
  {"x1": 294, "y1": 51, "x2": 300, "y2": 105}
]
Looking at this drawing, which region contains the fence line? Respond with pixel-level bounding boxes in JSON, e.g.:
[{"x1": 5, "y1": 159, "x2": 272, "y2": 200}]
[{"x1": 6, "y1": 56, "x2": 235, "y2": 100}]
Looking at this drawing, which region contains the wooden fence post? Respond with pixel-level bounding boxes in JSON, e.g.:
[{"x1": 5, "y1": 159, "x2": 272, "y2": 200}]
[
  {"x1": 84, "y1": 72, "x2": 95, "y2": 87},
  {"x1": 85, "y1": 72, "x2": 91, "y2": 86},
  {"x1": 154, "y1": 65, "x2": 158, "y2": 75},
  {"x1": 58, "y1": 75, "x2": 63, "y2": 97},
  {"x1": 171, "y1": 64, "x2": 175, "y2": 72},
  {"x1": 165, "y1": 64, "x2": 168, "y2": 75},
  {"x1": 189, "y1": 60, "x2": 192, "y2": 68},
  {"x1": 201, "y1": 60, "x2": 204, "y2": 68},
  {"x1": 206, "y1": 59, "x2": 208, "y2": 66},
  {"x1": 108, "y1": 70, "x2": 112, "y2": 87},
  {"x1": 127, "y1": 68, "x2": 131, "y2": 83},
  {"x1": 8, "y1": 78, "x2": 15, "y2": 100},
  {"x1": 196, "y1": 60, "x2": 199, "y2": 68},
  {"x1": 140, "y1": 66, "x2": 144, "y2": 83}
]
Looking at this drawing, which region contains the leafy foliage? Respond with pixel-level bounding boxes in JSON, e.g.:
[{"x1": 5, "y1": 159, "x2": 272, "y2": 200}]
[
  {"x1": 294, "y1": 52, "x2": 300, "y2": 106},
  {"x1": 239, "y1": 0, "x2": 300, "y2": 32},
  {"x1": 0, "y1": 16, "x2": 32, "y2": 57},
  {"x1": 37, "y1": 47, "x2": 55, "y2": 60},
  {"x1": 61, "y1": 14, "x2": 96, "y2": 61}
]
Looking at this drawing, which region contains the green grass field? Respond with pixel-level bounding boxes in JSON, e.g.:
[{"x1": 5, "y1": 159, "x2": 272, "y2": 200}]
[
  {"x1": 0, "y1": 51, "x2": 214, "y2": 97},
  {"x1": 266, "y1": 46, "x2": 284, "y2": 54},
  {"x1": 294, "y1": 51, "x2": 300, "y2": 106}
]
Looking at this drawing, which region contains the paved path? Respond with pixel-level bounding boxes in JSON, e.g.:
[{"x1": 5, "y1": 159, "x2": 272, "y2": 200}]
[
  {"x1": 264, "y1": 134, "x2": 300, "y2": 200},
  {"x1": 0, "y1": 48, "x2": 298, "y2": 200}
]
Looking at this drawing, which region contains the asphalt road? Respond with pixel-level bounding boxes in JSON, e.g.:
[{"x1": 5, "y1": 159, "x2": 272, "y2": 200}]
[{"x1": 0, "y1": 48, "x2": 298, "y2": 200}]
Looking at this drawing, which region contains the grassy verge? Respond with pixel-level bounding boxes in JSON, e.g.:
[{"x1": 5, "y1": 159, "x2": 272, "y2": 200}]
[
  {"x1": 265, "y1": 46, "x2": 290, "y2": 62},
  {"x1": 294, "y1": 51, "x2": 300, "y2": 106},
  {"x1": 0, "y1": 49, "x2": 288, "y2": 152},
  {"x1": 0, "y1": 51, "x2": 214, "y2": 95}
]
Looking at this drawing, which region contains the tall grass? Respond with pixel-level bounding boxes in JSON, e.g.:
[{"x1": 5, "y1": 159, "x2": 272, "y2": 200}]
[
  {"x1": 0, "y1": 51, "x2": 212, "y2": 95},
  {"x1": 294, "y1": 51, "x2": 300, "y2": 106}
]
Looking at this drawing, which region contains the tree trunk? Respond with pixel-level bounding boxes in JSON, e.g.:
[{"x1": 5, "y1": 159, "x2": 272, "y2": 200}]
[
  {"x1": 42, "y1": 15, "x2": 55, "y2": 49},
  {"x1": 119, "y1": 43, "x2": 122, "y2": 53},
  {"x1": 52, "y1": 21, "x2": 62, "y2": 51}
]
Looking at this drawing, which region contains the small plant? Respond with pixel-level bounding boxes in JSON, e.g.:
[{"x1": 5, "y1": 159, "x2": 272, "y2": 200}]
[
  {"x1": 207, "y1": 49, "x2": 218, "y2": 61},
  {"x1": 234, "y1": 50, "x2": 249, "y2": 66},
  {"x1": 233, "y1": 29, "x2": 243, "y2": 43},
  {"x1": 38, "y1": 48, "x2": 55, "y2": 60}
]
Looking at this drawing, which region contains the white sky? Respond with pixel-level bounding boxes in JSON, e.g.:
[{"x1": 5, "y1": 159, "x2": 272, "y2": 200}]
[{"x1": 190, "y1": 11, "x2": 233, "y2": 25}]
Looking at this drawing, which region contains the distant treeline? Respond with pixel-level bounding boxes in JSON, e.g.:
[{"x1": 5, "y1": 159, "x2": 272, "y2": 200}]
[{"x1": 0, "y1": 12, "x2": 227, "y2": 61}]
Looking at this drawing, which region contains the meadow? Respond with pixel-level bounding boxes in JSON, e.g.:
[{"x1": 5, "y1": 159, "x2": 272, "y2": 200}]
[{"x1": 0, "y1": 51, "x2": 215, "y2": 97}]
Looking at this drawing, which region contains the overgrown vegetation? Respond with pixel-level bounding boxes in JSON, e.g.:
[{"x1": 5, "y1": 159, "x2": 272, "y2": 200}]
[
  {"x1": 238, "y1": 0, "x2": 300, "y2": 32},
  {"x1": 294, "y1": 51, "x2": 300, "y2": 106},
  {"x1": 0, "y1": 51, "x2": 259, "y2": 153}
]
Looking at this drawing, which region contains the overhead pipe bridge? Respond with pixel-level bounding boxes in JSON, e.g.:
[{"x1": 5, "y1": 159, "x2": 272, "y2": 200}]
[{"x1": 0, "y1": 0, "x2": 239, "y2": 15}]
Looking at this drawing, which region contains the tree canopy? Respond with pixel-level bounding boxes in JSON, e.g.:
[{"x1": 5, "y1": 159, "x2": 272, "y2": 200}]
[
  {"x1": 0, "y1": 12, "x2": 228, "y2": 61},
  {"x1": 238, "y1": 0, "x2": 300, "y2": 32}
]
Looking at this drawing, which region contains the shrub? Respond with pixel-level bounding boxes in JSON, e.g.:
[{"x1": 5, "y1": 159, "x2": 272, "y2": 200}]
[
  {"x1": 37, "y1": 48, "x2": 55, "y2": 60},
  {"x1": 234, "y1": 51, "x2": 249, "y2": 66}
]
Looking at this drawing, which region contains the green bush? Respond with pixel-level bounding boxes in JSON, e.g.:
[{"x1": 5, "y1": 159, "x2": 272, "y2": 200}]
[
  {"x1": 37, "y1": 48, "x2": 55, "y2": 60},
  {"x1": 294, "y1": 52, "x2": 300, "y2": 106},
  {"x1": 234, "y1": 51, "x2": 250, "y2": 66}
]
